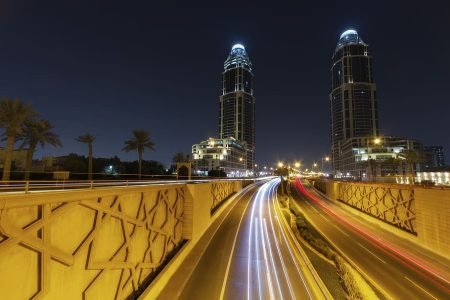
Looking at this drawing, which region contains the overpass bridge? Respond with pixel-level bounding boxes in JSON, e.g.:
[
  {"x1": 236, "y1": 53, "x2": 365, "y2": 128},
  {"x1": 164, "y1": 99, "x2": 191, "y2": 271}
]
[{"x1": 1, "y1": 177, "x2": 449, "y2": 299}]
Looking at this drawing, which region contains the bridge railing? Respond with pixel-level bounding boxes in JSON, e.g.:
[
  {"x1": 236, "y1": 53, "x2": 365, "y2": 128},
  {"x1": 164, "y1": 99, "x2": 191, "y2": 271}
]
[{"x1": 0, "y1": 177, "x2": 249, "y2": 193}]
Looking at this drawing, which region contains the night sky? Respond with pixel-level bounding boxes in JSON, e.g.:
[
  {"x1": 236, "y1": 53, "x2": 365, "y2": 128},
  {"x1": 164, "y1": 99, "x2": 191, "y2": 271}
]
[{"x1": 1, "y1": 1, "x2": 449, "y2": 168}]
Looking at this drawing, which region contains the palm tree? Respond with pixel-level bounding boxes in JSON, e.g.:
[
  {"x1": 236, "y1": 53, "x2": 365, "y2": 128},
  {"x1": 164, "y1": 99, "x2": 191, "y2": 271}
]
[
  {"x1": 399, "y1": 150, "x2": 423, "y2": 179},
  {"x1": 76, "y1": 134, "x2": 96, "y2": 180},
  {"x1": 122, "y1": 129, "x2": 155, "y2": 180},
  {"x1": 19, "y1": 119, "x2": 62, "y2": 180},
  {"x1": 0, "y1": 97, "x2": 36, "y2": 181},
  {"x1": 172, "y1": 152, "x2": 189, "y2": 163}
]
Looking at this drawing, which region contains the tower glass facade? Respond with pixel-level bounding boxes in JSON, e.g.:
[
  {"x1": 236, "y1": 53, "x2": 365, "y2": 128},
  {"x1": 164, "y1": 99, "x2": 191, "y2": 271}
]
[
  {"x1": 219, "y1": 44, "x2": 255, "y2": 170},
  {"x1": 330, "y1": 30, "x2": 379, "y2": 173}
]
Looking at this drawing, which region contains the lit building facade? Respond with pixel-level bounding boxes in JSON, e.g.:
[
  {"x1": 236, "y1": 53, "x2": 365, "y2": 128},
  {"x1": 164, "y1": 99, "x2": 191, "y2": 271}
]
[
  {"x1": 192, "y1": 137, "x2": 247, "y2": 176},
  {"x1": 423, "y1": 146, "x2": 446, "y2": 169},
  {"x1": 415, "y1": 171, "x2": 450, "y2": 186},
  {"x1": 338, "y1": 136, "x2": 423, "y2": 180},
  {"x1": 330, "y1": 30, "x2": 379, "y2": 173},
  {"x1": 219, "y1": 44, "x2": 255, "y2": 170}
]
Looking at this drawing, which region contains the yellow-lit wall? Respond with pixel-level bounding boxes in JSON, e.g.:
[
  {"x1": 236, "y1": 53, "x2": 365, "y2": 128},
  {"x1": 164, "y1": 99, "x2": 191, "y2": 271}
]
[
  {"x1": 0, "y1": 180, "x2": 243, "y2": 299},
  {"x1": 313, "y1": 180, "x2": 450, "y2": 259}
]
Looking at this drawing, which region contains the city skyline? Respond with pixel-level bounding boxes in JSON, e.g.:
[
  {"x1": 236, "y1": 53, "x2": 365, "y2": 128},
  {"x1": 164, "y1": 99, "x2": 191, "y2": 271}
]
[{"x1": 0, "y1": 1, "x2": 449, "y2": 167}]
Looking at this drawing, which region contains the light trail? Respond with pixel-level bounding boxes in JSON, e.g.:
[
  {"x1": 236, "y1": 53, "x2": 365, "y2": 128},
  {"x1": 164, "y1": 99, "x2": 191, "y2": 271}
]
[
  {"x1": 263, "y1": 219, "x2": 286, "y2": 300},
  {"x1": 259, "y1": 218, "x2": 275, "y2": 300},
  {"x1": 295, "y1": 179, "x2": 450, "y2": 293},
  {"x1": 247, "y1": 186, "x2": 261, "y2": 300},
  {"x1": 219, "y1": 183, "x2": 262, "y2": 300},
  {"x1": 255, "y1": 218, "x2": 262, "y2": 299},
  {"x1": 256, "y1": 183, "x2": 280, "y2": 300},
  {"x1": 269, "y1": 179, "x2": 314, "y2": 299},
  {"x1": 265, "y1": 182, "x2": 296, "y2": 300}
]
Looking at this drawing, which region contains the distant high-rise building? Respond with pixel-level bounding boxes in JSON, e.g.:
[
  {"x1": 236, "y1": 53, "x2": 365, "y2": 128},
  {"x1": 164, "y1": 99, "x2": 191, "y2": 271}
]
[
  {"x1": 423, "y1": 146, "x2": 446, "y2": 169},
  {"x1": 330, "y1": 30, "x2": 379, "y2": 173},
  {"x1": 219, "y1": 44, "x2": 255, "y2": 170}
]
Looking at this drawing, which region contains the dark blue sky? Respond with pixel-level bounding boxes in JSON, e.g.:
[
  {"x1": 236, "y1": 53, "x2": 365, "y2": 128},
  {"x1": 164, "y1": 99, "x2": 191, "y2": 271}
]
[{"x1": 1, "y1": 0, "x2": 449, "y2": 167}]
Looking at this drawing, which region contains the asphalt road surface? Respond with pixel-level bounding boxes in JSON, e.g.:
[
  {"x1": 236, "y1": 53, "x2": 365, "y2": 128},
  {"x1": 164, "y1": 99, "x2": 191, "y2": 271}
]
[
  {"x1": 291, "y1": 178, "x2": 450, "y2": 300},
  {"x1": 179, "y1": 178, "x2": 329, "y2": 300}
]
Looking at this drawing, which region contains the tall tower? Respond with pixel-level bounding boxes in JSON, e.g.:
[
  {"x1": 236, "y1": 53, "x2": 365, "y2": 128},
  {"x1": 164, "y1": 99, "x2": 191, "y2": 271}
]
[
  {"x1": 330, "y1": 30, "x2": 379, "y2": 173},
  {"x1": 219, "y1": 44, "x2": 255, "y2": 170}
]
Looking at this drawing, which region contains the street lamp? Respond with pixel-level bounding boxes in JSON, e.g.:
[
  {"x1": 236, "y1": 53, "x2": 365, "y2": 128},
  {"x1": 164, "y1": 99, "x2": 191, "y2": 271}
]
[
  {"x1": 278, "y1": 162, "x2": 284, "y2": 168},
  {"x1": 321, "y1": 156, "x2": 330, "y2": 172}
]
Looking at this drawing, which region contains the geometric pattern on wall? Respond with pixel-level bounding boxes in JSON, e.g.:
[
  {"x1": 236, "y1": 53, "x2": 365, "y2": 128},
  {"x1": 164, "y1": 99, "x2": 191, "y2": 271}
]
[
  {"x1": 338, "y1": 182, "x2": 416, "y2": 234},
  {"x1": 0, "y1": 186, "x2": 185, "y2": 299},
  {"x1": 211, "y1": 181, "x2": 235, "y2": 212}
]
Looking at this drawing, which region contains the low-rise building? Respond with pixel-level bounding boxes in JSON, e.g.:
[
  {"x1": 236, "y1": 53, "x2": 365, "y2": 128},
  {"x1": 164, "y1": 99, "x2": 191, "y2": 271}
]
[
  {"x1": 192, "y1": 137, "x2": 247, "y2": 176},
  {"x1": 0, "y1": 148, "x2": 28, "y2": 170},
  {"x1": 336, "y1": 136, "x2": 423, "y2": 180}
]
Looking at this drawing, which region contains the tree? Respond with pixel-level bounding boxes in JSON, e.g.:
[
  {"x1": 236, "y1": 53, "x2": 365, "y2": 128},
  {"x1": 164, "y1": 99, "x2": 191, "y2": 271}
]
[
  {"x1": 122, "y1": 129, "x2": 155, "y2": 180},
  {"x1": 172, "y1": 152, "x2": 190, "y2": 163},
  {"x1": 19, "y1": 119, "x2": 62, "y2": 180},
  {"x1": 0, "y1": 97, "x2": 36, "y2": 181},
  {"x1": 399, "y1": 150, "x2": 423, "y2": 178},
  {"x1": 76, "y1": 134, "x2": 95, "y2": 180}
]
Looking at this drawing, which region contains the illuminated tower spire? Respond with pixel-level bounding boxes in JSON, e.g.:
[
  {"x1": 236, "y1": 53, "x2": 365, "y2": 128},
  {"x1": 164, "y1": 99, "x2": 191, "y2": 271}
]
[
  {"x1": 219, "y1": 43, "x2": 255, "y2": 170},
  {"x1": 330, "y1": 29, "x2": 379, "y2": 173}
]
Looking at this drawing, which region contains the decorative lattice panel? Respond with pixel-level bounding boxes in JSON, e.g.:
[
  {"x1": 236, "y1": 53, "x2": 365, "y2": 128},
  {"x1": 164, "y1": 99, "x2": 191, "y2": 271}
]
[
  {"x1": 0, "y1": 186, "x2": 185, "y2": 299},
  {"x1": 211, "y1": 181, "x2": 235, "y2": 212},
  {"x1": 338, "y1": 183, "x2": 416, "y2": 234}
]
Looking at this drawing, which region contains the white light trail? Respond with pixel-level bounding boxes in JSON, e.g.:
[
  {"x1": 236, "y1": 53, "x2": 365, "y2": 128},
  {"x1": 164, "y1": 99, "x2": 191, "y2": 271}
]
[
  {"x1": 265, "y1": 180, "x2": 296, "y2": 300},
  {"x1": 270, "y1": 180, "x2": 313, "y2": 299}
]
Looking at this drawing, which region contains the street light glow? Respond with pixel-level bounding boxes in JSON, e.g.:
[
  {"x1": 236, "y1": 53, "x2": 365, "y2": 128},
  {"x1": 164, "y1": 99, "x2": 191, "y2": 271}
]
[
  {"x1": 295, "y1": 162, "x2": 300, "y2": 168},
  {"x1": 278, "y1": 162, "x2": 284, "y2": 168}
]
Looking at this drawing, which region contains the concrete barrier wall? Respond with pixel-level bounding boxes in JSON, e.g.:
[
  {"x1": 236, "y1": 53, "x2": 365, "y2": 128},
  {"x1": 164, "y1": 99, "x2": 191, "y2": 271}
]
[
  {"x1": 415, "y1": 188, "x2": 450, "y2": 257},
  {"x1": 0, "y1": 180, "x2": 243, "y2": 300},
  {"x1": 312, "y1": 180, "x2": 449, "y2": 259}
]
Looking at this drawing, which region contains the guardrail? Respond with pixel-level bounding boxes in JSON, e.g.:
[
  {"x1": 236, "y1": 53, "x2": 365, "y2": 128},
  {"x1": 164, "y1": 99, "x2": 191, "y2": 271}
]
[{"x1": 0, "y1": 178, "x2": 253, "y2": 193}]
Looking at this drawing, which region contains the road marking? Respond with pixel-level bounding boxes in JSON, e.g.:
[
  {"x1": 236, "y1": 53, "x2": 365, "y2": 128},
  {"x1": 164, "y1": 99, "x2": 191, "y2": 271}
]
[
  {"x1": 312, "y1": 208, "x2": 351, "y2": 238},
  {"x1": 332, "y1": 224, "x2": 350, "y2": 237},
  {"x1": 357, "y1": 243, "x2": 386, "y2": 264},
  {"x1": 404, "y1": 276, "x2": 438, "y2": 300},
  {"x1": 218, "y1": 184, "x2": 260, "y2": 300}
]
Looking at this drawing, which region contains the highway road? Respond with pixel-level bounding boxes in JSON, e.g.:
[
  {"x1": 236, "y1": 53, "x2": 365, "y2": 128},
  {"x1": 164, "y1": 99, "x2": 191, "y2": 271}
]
[
  {"x1": 177, "y1": 178, "x2": 330, "y2": 300},
  {"x1": 291, "y1": 178, "x2": 450, "y2": 300}
]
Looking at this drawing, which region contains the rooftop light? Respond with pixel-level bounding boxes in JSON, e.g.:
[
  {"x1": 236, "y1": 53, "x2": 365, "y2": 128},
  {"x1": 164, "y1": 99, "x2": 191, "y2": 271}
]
[
  {"x1": 340, "y1": 29, "x2": 357, "y2": 39},
  {"x1": 232, "y1": 44, "x2": 245, "y2": 50}
]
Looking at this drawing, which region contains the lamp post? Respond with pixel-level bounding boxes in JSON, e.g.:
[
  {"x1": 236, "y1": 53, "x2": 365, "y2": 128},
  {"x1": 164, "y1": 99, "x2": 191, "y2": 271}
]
[
  {"x1": 277, "y1": 162, "x2": 285, "y2": 195},
  {"x1": 321, "y1": 156, "x2": 330, "y2": 172},
  {"x1": 366, "y1": 137, "x2": 381, "y2": 182}
]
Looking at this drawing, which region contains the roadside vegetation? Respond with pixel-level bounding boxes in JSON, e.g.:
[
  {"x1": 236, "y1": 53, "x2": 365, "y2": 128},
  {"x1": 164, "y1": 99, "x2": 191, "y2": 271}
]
[{"x1": 278, "y1": 191, "x2": 381, "y2": 300}]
